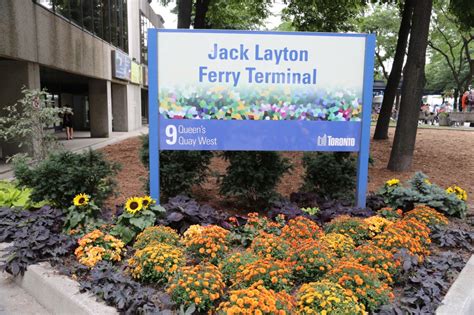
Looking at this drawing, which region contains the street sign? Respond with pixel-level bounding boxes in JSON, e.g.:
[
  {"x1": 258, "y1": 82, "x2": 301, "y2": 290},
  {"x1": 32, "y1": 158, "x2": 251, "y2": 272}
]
[{"x1": 148, "y1": 29, "x2": 375, "y2": 206}]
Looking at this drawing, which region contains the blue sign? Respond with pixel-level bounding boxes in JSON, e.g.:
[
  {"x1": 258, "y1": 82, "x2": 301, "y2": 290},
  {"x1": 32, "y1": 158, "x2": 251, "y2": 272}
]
[{"x1": 148, "y1": 29, "x2": 375, "y2": 206}]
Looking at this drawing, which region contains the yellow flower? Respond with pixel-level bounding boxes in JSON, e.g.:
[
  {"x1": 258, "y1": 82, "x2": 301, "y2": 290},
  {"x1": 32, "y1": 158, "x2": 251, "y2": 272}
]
[
  {"x1": 141, "y1": 195, "x2": 154, "y2": 208},
  {"x1": 386, "y1": 179, "x2": 400, "y2": 186},
  {"x1": 73, "y1": 193, "x2": 89, "y2": 207},
  {"x1": 125, "y1": 197, "x2": 143, "y2": 214}
]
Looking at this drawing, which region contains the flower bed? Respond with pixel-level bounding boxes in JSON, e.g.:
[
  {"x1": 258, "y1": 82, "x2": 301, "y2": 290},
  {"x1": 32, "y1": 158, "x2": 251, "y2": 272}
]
[{"x1": 0, "y1": 178, "x2": 473, "y2": 314}]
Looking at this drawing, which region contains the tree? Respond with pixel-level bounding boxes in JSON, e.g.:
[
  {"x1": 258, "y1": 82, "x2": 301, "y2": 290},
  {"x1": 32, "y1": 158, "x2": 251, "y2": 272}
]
[
  {"x1": 282, "y1": 0, "x2": 364, "y2": 32},
  {"x1": 357, "y1": 3, "x2": 401, "y2": 81},
  {"x1": 161, "y1": 0, "x2": 273, "y2": 30},
  {"x1": 449, "y1": 0, "x2": 474, "y2": 29},
  {"x1": 387, "y1": 0, "x2": 433, "y2": 171},
  {"x1": 177, "y1": 0, "x2": 192, "y2": 28},
  {"x1": 373, "y1": 0, "x2": 414, "y2": 140},
  {"x1": 427, "y1": 0, "x2": 473, "y2": 110},
  {"x1": 0, "y1": 88, "x2": 70, "y2": 161}
]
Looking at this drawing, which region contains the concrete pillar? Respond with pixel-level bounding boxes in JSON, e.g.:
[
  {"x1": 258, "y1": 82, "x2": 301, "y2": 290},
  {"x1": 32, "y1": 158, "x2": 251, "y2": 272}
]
[
  {"x1": 0, "y1": 60, "x2": 40, "y2": 158},
  {"x1": 127, "y1": 84, "x2": 143, "y2": 130},
  {"x1": 88, "y1": 79, "x2": 112, "y2": 138},
  {"x1": 111, "y1": 83, "x2": 128, "y2": 132}
]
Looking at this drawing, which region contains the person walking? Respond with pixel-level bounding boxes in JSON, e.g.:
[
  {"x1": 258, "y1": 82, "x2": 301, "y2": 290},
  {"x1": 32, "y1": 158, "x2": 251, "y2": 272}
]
[
  {"x1": 468, "y1": 86, "x2": 474, "y2": 112},
  {"x1": 63, "y1": 109, "x2": 74, "y2": 140}
]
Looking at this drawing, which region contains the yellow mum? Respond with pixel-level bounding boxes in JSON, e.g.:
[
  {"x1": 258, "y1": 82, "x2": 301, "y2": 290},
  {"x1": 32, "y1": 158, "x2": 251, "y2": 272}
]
[
  {"x1": 386, "y1": 179, "x2": 400, "y2": 186},
  {"x1": 73, "y1": 193, "x2": 89, "y2": 207},
  {"x1": 125, "y1": 197, "x2": 143, "y2": 215}
]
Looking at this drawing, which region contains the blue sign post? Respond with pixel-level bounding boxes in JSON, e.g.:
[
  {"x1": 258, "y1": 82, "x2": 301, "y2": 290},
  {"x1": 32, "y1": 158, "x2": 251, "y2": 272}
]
[{"x1": 148, "y1": 29, "x2": 375, "y2": 207}]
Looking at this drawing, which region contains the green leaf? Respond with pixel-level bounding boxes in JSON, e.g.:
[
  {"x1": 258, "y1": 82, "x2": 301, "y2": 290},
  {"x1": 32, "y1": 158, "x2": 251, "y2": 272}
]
[{"x1": 129, "y1": 217, "x2": 148, "y2": 230}]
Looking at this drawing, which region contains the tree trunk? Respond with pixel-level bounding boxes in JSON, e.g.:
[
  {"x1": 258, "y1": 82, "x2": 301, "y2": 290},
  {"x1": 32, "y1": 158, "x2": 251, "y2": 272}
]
[
  {"x1": 373, "y1": 0, "x2": 414, "y2": 140},
  {"x1": 194, "y1": 0, "x2": 211, "y2": 29},
  {"x1": 388, "y1": 0, "x2": 433, "y2": 171},
  {"x1": 177, "y1": 0, "x2": 193, "y2": 29}
]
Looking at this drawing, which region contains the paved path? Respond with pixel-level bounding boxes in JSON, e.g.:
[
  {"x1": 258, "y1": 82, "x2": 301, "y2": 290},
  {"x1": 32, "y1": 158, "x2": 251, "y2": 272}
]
[
  {"x1": 0, "y1": 127, "x2": 149, "y2": 180},
  {"x1": 0, "y1": 272, "x2": 49, "y2": 315}
]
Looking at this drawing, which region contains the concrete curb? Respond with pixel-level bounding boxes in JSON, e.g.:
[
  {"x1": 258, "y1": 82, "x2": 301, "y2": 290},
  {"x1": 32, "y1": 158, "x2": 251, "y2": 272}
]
[
  {"x1": 15, "y1": 263, "x2": 118, "y2": 315},
  {"x1": 1, "y1": 242, "x2": 117, "y2": 315},
  {"x1": 436, "y1": 255, "x2": 474, "y2": 315}
]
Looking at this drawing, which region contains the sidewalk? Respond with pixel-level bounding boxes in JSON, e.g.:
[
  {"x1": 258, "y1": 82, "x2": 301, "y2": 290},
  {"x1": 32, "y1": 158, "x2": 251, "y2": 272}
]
[
  {"x1": 0, "y1": 272, "x2": 49, "y2": 315},
  {"x1": 0, "y1": 127, "x2": 149, "y2": 180}
]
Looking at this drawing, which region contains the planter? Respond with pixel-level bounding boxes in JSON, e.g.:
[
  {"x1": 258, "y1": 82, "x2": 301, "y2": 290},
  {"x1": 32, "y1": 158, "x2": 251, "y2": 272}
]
[
  {"x1": 1, "y1": 243, "x2": 117, "y2": 315},
  {"x1": 438, "y1": 115, "x2": 450, "y2": 126}
]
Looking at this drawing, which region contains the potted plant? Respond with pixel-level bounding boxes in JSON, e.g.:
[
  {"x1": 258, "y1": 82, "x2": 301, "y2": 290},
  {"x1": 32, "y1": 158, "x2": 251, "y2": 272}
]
[{"x1": 438, "y1": 112, "x2": 450, "y2": 126}]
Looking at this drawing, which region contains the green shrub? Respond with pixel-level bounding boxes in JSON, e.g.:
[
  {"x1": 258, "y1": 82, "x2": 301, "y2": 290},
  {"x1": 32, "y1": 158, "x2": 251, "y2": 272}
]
[
  {"x1": 139, "y1": 134, "x2": 213, "y2": 199},
  {"x1": 13, "y1": 150, "x2": 120, "y2": 207},
  {"x1": 377, "y1": 172, "x2": 467, "y2": 218},
  {"x1": 219, "y1": 151, "x2": 292, "y2": 207},
  {"x1": 301, "y1": 152, "x2": 357, "y2": 201}
]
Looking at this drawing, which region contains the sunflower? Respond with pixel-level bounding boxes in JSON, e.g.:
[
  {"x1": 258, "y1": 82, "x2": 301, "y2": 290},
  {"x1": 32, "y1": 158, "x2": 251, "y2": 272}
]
[
  {"x1": 141, "y1": 195, "x2": 154, "y2": 209},
  {"x1": 73, "y1": 193, "x2": 89, "y2": 207},
  {"x1": 125, "y1": 197, "x2": 143, "y2": 215}
]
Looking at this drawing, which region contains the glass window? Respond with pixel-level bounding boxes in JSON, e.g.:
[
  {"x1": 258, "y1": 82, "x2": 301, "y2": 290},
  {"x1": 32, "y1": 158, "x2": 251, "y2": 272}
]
[
  {"x1": 70, "y1": 0, "x2": 82, "y2": 26},
  {"x1": 82, "y1": 0, "x2": 94, "y2": 32},
  {"x1": 35, "y1": 0, "x2": 127, "y2": 52},
  {"x1": 37, "y1": 0, "x2": 54, "y2": 10},
  {"x1": 110, "y1": 0, "x2": 118, "y2": 47},
  {"x1": 116, "y1": 0, "x2": 123, "y2": 50},
  {"x1": 140, "y1": 13, "x2": 152, "y2": 64},
  {"x1": 93, "y1": 0, "x2": 103, "y2": 38},
  {"x1": 102, "y1": 0, "x2": 111, "y2": 42},
  {"x1": 122, "y1": 0, "x2": 128, "y2": 52},
  {"x1": 54, "y1": 0, "x2": 71, "y2": 19}
]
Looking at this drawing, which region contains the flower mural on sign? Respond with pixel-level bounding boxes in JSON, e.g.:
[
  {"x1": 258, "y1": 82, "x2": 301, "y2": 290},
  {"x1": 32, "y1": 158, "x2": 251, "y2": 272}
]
[{"x1": 159, "y1": 86, "x2": 362, "y2": 121}]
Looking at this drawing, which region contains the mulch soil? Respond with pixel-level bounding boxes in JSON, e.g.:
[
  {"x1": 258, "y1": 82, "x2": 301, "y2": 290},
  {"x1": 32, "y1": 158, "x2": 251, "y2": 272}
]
[{"x1": 101, "y1": 127, "x2": 474, "y2": 214}]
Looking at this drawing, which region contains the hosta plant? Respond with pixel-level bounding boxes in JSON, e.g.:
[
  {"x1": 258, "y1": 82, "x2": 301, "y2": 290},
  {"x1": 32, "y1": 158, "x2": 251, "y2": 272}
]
[
  {"x1": 217, "y1": 281, "x2": 295, "y2": 314},
  {"x1": 0, "y1": 180, "x2": 46, "y2": 209},
  {"x1": 296, "y1": 279, "x2": 366, "y2": 314},
  {"x1": 128, "y1": 243, "x2": 184, "y2": 284},
  {"x1": 74, "y1": 229, "x2": 125, "y2": 268},
  {"x1": 167, "y1": 263, "x2": 225, "y2": 312}
]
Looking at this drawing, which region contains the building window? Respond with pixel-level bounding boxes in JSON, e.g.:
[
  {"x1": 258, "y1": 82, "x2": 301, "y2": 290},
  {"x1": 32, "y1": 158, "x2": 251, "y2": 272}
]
[
  {"x1": 35, "y1": 0, "x2": 128, "y2": 53},
  {"x1": 140, "y1": 12, "x2": 152, "y2": 64}
]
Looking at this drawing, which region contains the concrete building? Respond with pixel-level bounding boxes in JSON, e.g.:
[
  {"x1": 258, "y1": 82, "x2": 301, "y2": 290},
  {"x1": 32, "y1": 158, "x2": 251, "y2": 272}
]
[{"x1": 0, "y1": 0, "x2": 163, "y2": 158}]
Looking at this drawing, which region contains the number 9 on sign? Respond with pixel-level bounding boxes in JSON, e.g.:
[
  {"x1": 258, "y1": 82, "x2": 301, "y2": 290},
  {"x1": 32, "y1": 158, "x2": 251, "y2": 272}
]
[{"x1": 165, "y1": 125, "x2": 177, "y2": 145}]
